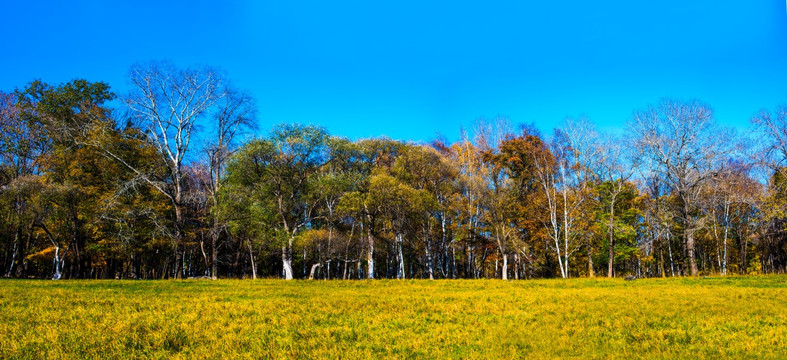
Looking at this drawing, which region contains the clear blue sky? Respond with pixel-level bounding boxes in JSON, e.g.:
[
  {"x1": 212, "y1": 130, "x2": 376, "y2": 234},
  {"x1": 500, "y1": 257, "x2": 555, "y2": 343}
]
[{"x1": 2, "y1": 1, "x2": 786, "y2": 142}]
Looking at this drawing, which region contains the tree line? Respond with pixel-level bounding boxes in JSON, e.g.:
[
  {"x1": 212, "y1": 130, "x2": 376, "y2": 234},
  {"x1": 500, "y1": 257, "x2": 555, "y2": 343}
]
[{"x1": 1, "y1": 62, "x2": 786, "y2": 280}]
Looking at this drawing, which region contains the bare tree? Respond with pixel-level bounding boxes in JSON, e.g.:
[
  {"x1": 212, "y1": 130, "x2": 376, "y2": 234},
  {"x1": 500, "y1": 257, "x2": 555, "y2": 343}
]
[
  {"x1": 562, "y1": 118, "x2": 601, "y2": 277},
  {"x1": 473, "y1": 116, "x2": 513, "y2": 153},
  {"x1": 533, "y1": 136, "x2": 570, "y2": 278},
  {"x1": 205, "y1": 86, "x2": 256, "y2": 279},
  {"x1": 630, "y1": 99, "x2": 732, "y2": 276},
  {"x1": 752, "y1": 105, "x2": 787, "y2": 172},
  {"x1": 641, "y1": 173, "x2": 675, "y2": 277},
  {"x1": 122, "y1": 61, "x2": 225, "y2": 279},
  {"x1": 532, "y1": 120, "x2": 596, "y2": 279}
]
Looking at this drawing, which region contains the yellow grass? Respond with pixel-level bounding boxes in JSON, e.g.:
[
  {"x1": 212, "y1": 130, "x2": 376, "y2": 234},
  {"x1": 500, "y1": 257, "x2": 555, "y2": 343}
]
[{"x1": 0, "y1": 276, "x2": 785, "y2": 359}]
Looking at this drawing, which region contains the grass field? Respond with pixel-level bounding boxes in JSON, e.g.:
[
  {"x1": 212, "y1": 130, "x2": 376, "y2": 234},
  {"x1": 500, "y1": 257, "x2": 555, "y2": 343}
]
[{"x1": 0, "y1": 276, "x2": 785, "y2": 359}]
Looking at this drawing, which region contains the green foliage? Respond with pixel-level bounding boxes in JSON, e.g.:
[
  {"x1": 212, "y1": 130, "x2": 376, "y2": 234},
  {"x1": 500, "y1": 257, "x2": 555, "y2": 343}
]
[
  {"x1": 2, "y1": 76, "x2": 787, "y2": 280},
  {"x1": 594, "y1": 180, "x2": 644, "y2": 266}
]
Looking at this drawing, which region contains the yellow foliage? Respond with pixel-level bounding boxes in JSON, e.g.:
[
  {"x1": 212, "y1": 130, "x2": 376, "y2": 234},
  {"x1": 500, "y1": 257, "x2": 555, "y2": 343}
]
[{"x1": 25, "y1": 246, "x2": 56, "y2": 262}]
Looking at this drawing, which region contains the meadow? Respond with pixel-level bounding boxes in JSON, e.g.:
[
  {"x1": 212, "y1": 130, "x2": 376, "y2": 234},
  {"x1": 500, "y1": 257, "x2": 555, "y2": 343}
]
[{"x1": 0, "y1": 276, "x2": 785, "y2": 359}]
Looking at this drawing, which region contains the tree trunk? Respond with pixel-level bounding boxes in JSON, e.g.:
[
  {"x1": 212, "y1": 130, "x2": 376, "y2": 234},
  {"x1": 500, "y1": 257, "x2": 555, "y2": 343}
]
[
  {"x1": 587, "y1": 235, "x2": 594, "y2": 278},
  {"x1": 282, "y1": 241, "x2": 294, "y2": 280},
  {"x1": 501, "y1": 253, "x2": 508, "y2": 280},
  {"x1": 174, "y1": 204, "x2": 185, "y2": 279},
  {"x1": 658, "y1": 237, "x2": 666, "y2": 278},
  {"x1": 326, "y1": 226, "x2": 333, "y2": 280},
  {"x1": 686, "y1": 229, "x2": 698, "y2": 276},
  {"x1": 607, "y1": 199, "x2": 615, "y2": 277},
  {"x1": 200, "y1": 237, "x2": 210, "y2": 277},
  {"x1": 667, "y1": 233, "x2": 675, "y2": 277},
  {"x1": 562, "y1": 177, "x2": 570, "y2": 279},
  {"x1": 211, "y1": 230, "x2": 219, "y2": 280},
  {"x1": 424, "y1": 232, "x2": 434, "y2": 280},
  {"x1": 309, "y1": 263, "x2": 321, "y2": 280},
  {"x1": 396, "y1": 233, "x2": 405, "y2": 279},
  {"x1": 6, "y1": 231, "x2": 19, "y2": 277},
  {"x1": 440, "y1": 214, "x2": 448, "y2": 278},
  {"x1": 248, "y1": 241, "x2": 257, "y2": 279},
  {"x1": 721, "y1": 204, "x2": 730, "y2": 275},
  {"x1": 367, "y1": 225, "x2": 375, "y2": 279},
  {"x1": 52, "y1": 246, "x2": 62, "y2": 280},
  {"x1": 683, "y1": 199, "x2": 699, "y2": 276},
  {"x1": 452, "y1": 247, "x2": 457, "y2": 279}
]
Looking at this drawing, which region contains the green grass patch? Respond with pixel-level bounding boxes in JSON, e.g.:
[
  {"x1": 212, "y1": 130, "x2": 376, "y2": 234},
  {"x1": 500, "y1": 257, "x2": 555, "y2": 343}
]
[{"x1": 0, "y1": 276, "x2": 785, "y2": 359}]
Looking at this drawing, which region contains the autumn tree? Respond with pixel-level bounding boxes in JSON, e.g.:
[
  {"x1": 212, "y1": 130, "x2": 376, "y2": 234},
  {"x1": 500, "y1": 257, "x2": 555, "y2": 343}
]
[
  {"x1": 121, "y1": 62, "x2": 227, "y2": 278},
  {"x1": 447, "y1": 132, "x2": 492, "y2": 278},
  {"x1": 392, "y1": 144, "x2": 456, "y2": 279},
  {"x1": 13, "y1": 80, "x2": 116, "y2": 279},
  {"x1": 630, "y1": 99, "x2": 733, "y2": 276},
  {"x1": 752, "y1": 104, "x2": 787, "y2": 273},
  {"x1": 487, "y1": 130, "x2": 549, "y2": 279},
  {"x1": 560, "y1": 118, "x2": 601, "y2": 277},
  {"x1": 0, "y1": 91, "x2": 36, "y2": 277}
]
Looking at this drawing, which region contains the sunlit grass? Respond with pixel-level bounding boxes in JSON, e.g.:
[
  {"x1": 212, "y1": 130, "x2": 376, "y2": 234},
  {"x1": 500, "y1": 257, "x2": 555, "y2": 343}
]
[{"x1": 0, "y1": 276, "x2": 785, "y2": 359}]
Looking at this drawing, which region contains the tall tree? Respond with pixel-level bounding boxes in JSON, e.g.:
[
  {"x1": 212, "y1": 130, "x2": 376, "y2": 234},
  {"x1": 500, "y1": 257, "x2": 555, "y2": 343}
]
[
  {"x1": 595, "y1": 133, "x2": 637, "y2": 277},
  {"x1": 486, "y1": 131, "x2": 549, "y2": 279},
  {"x1": 312, "y1": 137, "x2": 362, "y2": 279},
  {"x1": 630, "y1": 99, "x2": 732, "y2": 276},
  {"x1": 447, "y1": 133, "x2": 491, "y2": 279},
  {"x1": 560, "y1": 118, "x2": 600, "y2": 277},
  {"x1": 225, "y1": 124, "x2": 329, "y2": 279},
  {"x1": 752, "y1": 105, "x2": 787, "y2": 274},
  {"x1": 205, "y1": 86, "x2": 256, "y2": 279},
  {"x1": 123, "y1": 61, "x2": 226, "y2": 278},
  {"x1": 393, "y1": 145, "x2": 456, "y2": 279},
  {"x1": 338, "y1": 138, "x2": 404, "y2": 279}
]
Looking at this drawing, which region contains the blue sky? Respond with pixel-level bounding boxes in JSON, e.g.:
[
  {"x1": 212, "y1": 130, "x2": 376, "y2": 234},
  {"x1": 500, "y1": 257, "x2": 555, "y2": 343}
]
[{"x1": 2, "y1": 1, "x2": 786, "y2": 142}]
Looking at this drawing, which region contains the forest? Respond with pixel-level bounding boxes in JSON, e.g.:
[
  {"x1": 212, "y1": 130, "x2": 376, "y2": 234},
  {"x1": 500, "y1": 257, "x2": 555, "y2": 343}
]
[{"x1": 1, "y1": 62, "x2": 786, "y2": 280}]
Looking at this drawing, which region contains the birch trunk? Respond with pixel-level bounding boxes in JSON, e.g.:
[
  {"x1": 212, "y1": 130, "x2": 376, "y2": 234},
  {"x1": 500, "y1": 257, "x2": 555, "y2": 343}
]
[
  {"x1": 396, "y1": 233, "x2": 405, "y2": 279},
  {"x1": 52, "y1": 246, "x2": 62, "y2": 280},
  {"x1": 282, "y1": 244, "x2": 293, "y2": 280},
  {"x1": 248, "y1": 241, "x2": 257, "y2": 279},
  {"x1": 424, "y1": 232, "x2": 434, "y2": 280},
  {"x1": 308, "y1": 263, "x2": 321, "y2": 280},
  {"x1": 501, "y1": 253, "x2": 508, "y2": 280},
  {"x1": 6, "y1": 232, "x2": 18, "y2": 277},
  {"x1": 367, "y1": 224, "x2": 375, "y2": 279}
]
